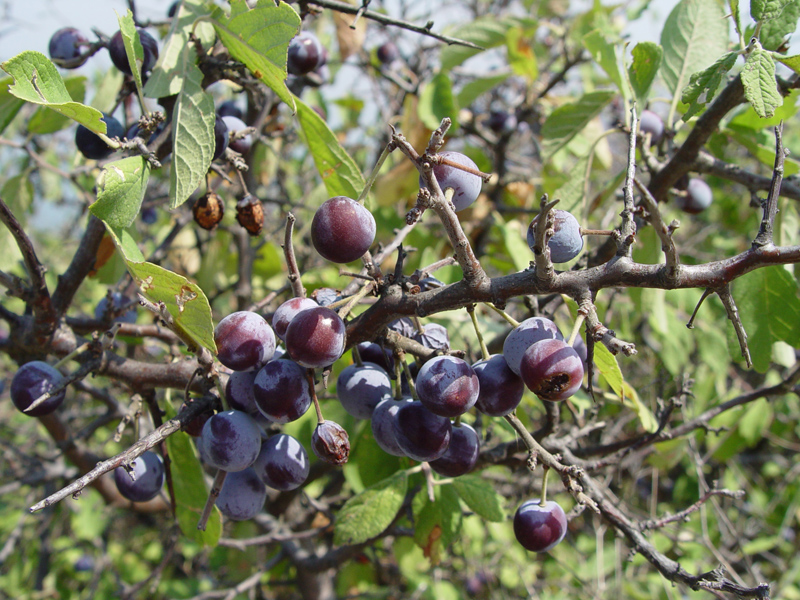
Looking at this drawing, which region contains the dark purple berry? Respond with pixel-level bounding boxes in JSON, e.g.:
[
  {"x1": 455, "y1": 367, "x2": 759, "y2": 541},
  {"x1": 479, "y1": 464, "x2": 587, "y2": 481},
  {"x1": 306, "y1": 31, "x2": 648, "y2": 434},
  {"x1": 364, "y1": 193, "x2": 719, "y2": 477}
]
[
  {"x1": 216, "y1": 468, "x2": 266, "y2": 520},
  {"x1": 527, "y1": 209, "x2": 584, "y2": 263},
  {"x1": 94, "y1": 291, "x2": 137, "y2": 324},
  {"x1": 224, "y1": 370, "x2": 259, "y2": 414},
  {"x1": 429, "y1": 422, "x2": 480, "y2": 477},
  {"x1": 519, "y1": 338, "x2": 584, "y2": 401},
  {"x1": 253, "y1": 359, "x2": 311, "y2": 423},
  {"x1": 356, "y1": 342, "x2": 394, "y2": 373},
  {"x1": 287, "y1": 31, "x2": 325, "y2": 76},
  {"x1": 415, "y1": 355, "x2": 479, "y2": 418},
  {"x1": 253, "y1": 433, "x2": 309, "y2": 491},
  {"x1": 10, "y1": 361, "x2": 67, "y2": 417},
  {"x1": 502, "y1": 316, "x2": 563, "y2": 376},
  {"x1": 221, "y1": 115, "x2": 252, "y2": 154},
  {"x1": 392, "y1": 402, "x2": 452, "y2": 462},
  {"x1": 639, "y1": 109, "x2": 664, "y2": 143},
  {"x1": 75, "y1": 113, "x2": 124, "y2": 160},
  {"x1": 108, "y1": 29, "x2": 158, "y2": 76},
  {"x1": 218, "y1": 100, "x2": 244, "y2": 120},
  {"x1": 472, "y1": 354, "x2": 524, "y2": 416},
  {"x1": 486, "y1": 110, "x2": 517, "y2": 134},
  {"x1": 272, "y1": 297, "x2": 318, "y2": 341},
  {"x1": 336, "y1": 362, "x2": 392, "y2": 420},
  {"x1": 48, "y1": 27, "x2": 89, "y2": 68},
  {"x1": 199, "y1": 410, "x2": 262, "y2": 472},
  {"x1": 371, "y1": 395, "x2": 414, "y2": 456},
  {"x1": 114, "y1": 451, "x2": 165, "y2": 502},
  {"x1": 513, "y1": 499, "x2": 567, "y2": 552},
  {"x1": 312, "y1": 421, "x2": 350, "y2": 465},
  {"x1": 284, "y1": 306, "x2": 346, "y2": 369},
  {"x1": 419, "y1": 151, "x2": 482, "y2": 211},
  {"x1": 311, "y1": 196, "x2": 376, "y2": 264},
  {"x1": 214, "y1": 311, "x2": 276, "y2": 372},
  {"x1": 376, "y1": 41, "x2": 400, "y2": 65},
  {"x1": 676, "y1": 178, "x2": 713, "y2": 214}
]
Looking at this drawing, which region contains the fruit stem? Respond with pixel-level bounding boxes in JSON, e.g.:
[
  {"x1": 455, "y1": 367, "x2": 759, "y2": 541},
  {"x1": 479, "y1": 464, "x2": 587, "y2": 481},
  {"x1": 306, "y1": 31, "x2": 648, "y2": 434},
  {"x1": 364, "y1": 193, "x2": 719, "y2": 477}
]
[
  {"x1": 484, "y1": 303, "x2": 520, "y2": 328},
  {"x1": 540, "y1": 467, "x2": 550, "y2": 505},
  {"x1": 356, "y1": 142, "x2": 394, "y2": 205},
  {"x1": 53, "y1": 343, "x2": 91, "y2": 368},
  {"x1": 307, "y1": 369, "x2": 325, "y2": 423},
  {"x1": 198, "y1": 469, "x2": 227, "y2": 531},
  {"x1": 401, "y1": 359, "x2": 419, "y2": 401},
  {"x1": 421, "y1": 461, "x2": 436, "y2": 502},
  {"x1": 579, "y1": 228, "x2": 614, "y2": 236},
  {"x1": 352, "y1": 344, "x2": 364, "y2": 367},
  {"x1": 283, "y1": 213, "x2": 306, "y2": 298},
  {"x1": 467, "y1": 304, "x2": 491, "y2": 361},
  {"x1": 566, "y1": 314, "x2": 585, "y2": 347}
]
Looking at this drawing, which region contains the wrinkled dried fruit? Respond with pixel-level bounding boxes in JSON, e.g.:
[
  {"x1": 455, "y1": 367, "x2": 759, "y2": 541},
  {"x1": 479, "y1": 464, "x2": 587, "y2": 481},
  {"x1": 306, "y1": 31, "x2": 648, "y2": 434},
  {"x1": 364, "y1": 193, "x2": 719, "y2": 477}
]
[
  {"x1": 193, "y1": 192, "x2": 225, "y2": 230},
  {"x1": 311, "y1": 420, "x2": 350, "y2": 465},
  {"x1": 236, "y1": 195, "x2": 264, "y2": 236}
]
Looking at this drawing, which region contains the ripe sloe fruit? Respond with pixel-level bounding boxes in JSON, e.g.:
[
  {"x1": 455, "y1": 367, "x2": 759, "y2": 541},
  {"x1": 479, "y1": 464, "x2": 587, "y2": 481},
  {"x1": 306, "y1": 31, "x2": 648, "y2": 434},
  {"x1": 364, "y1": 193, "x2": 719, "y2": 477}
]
[
  {"x1": 527, "y1": 209, "x2": 584, "y2": 263},
  {"x1": 75, "y1": 114, "x2": 124, "y2": 160},
  {"x1": 311, "y1": 196, "x2": 376, "y2": 264},
  {"x1": 114, "y1": 451, "x2": 165, "y2": 502},
  {"x1": 420, "y1": 151, "x2": 483, "y2": 211},
  {"x1": 10, "y1": 361, "x2": 67, "y2": 417},
  {"x1": 514, "y1": 499, "x2": 568, "y2": 552},
  {"x1": 676, "y1": 178, "x2": 713, "y2": 214}
]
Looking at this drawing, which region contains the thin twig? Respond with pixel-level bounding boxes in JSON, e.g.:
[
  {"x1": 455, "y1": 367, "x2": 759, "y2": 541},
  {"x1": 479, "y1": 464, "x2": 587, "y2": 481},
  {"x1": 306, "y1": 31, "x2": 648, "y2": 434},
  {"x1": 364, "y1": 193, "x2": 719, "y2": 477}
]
[{"x1": 753, "y1": 123, "x2": 785, "y2": 248}]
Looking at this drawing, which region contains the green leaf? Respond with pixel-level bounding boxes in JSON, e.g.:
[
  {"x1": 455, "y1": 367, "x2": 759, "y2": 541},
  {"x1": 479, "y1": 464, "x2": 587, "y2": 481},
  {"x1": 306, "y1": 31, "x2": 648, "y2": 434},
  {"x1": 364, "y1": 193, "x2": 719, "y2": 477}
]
[
  {"x1": 734, "y1": 266, "x2": 800, "y2": 372},
  {"x1": 751, "y1": 0, "x2": 796, "y2": 21},
  {"x1": 413, "y1": 484, "x2": 462, "y2": 565},
  {"x1": 0, "y1": 51, "x2": 106, "y2": 133},
  {"x1": 660, "y1": 0, "x2": 729, "y2": 96},
  {"x1": 127, "y1": 262, "x2": 217, "y2": 354},
  {"x1": 456, "y1": 74, "x2": 510, "y2": 108},
  {"x1": 169, "y1": 45, "x2": 215, "y2": 209},
  {"x1": 452, "y1": 475, "x2": 505, "y2": 522},
  {"x1": 0, "y1": 174, "x2": 34, "y2": 224},
  {"x1": 742, "y1": 534, "x2": 782, "y2": 555},
  {"x1": 496, "y1": 217, "x2": 530, "y2": 272},
  {"x1": 117, "y1": 10, "x2": 146, "y2": 99},
  {"x1": 163, "y1": 401, "x2": 221, "y2": 547},
  {"x1": 738, "y1": 398, "x2": 773, "y2": 446},
  {"x1": 730, "y1": 0, "x2": 744, "y2": 40},
  {"x1": 144, "y1": 0, "x2": 216, "y2": 97},
  {"x1": 680, "y1": 52, "x2": 738, "y2": 120},
  {"x1": 440, "y1": 17, "x2": 519, "y2": 70},
  {"x1": 211, "y1": 0, "x2": 300, "y2": 112},
  {"x1": 418, "y1": 72, "x2": 459, "y2": 132},
  {"x1": 0, "y1": 77, "x2": 25, "y2": 134},
  {"x1": 758, "y1": 0, "x2": 800, "y2": 49},
  {"x1": 582, "y1": 30, "x2": 627, "y2": 99},
  {"x1": 101, "y1": 221, "x2": 217, "y2": 354},
  {"x1": 27, "y1": 76, "x2": 86, "y2": 134},
  {"x1": 628, "y1": 42, "x2": 663, "y2": 107},
  {"x1": 594, "y1": 342, "x2": 624, "y2": 397},
  {"x1": 726, "y1": 124, "x2": 800, "y2": 175},
  {"x1": 541, "y1": 90, "x2": 615, "y2": 158},
  {"x1": 295, "y1": 97, "x2": 365, "y2": 200},
  {"x1": 90, "y1": 157, "x2": 151, "y2": 228},
  {"x1": 552, "y1": 152, "x2": 591, "y2": 213},
  {"x1": 334, "y1": 471, "x2": 407, "y2": 546},
  {"x1": 506, "y1": 27, "x2": 538, "y2": 81},
  {"x1": 741, "y1": 47, "x2": 783, "y2": 118},
  {"x1": 776, "y1": 53, "x2": 800, "y2": 73}
]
